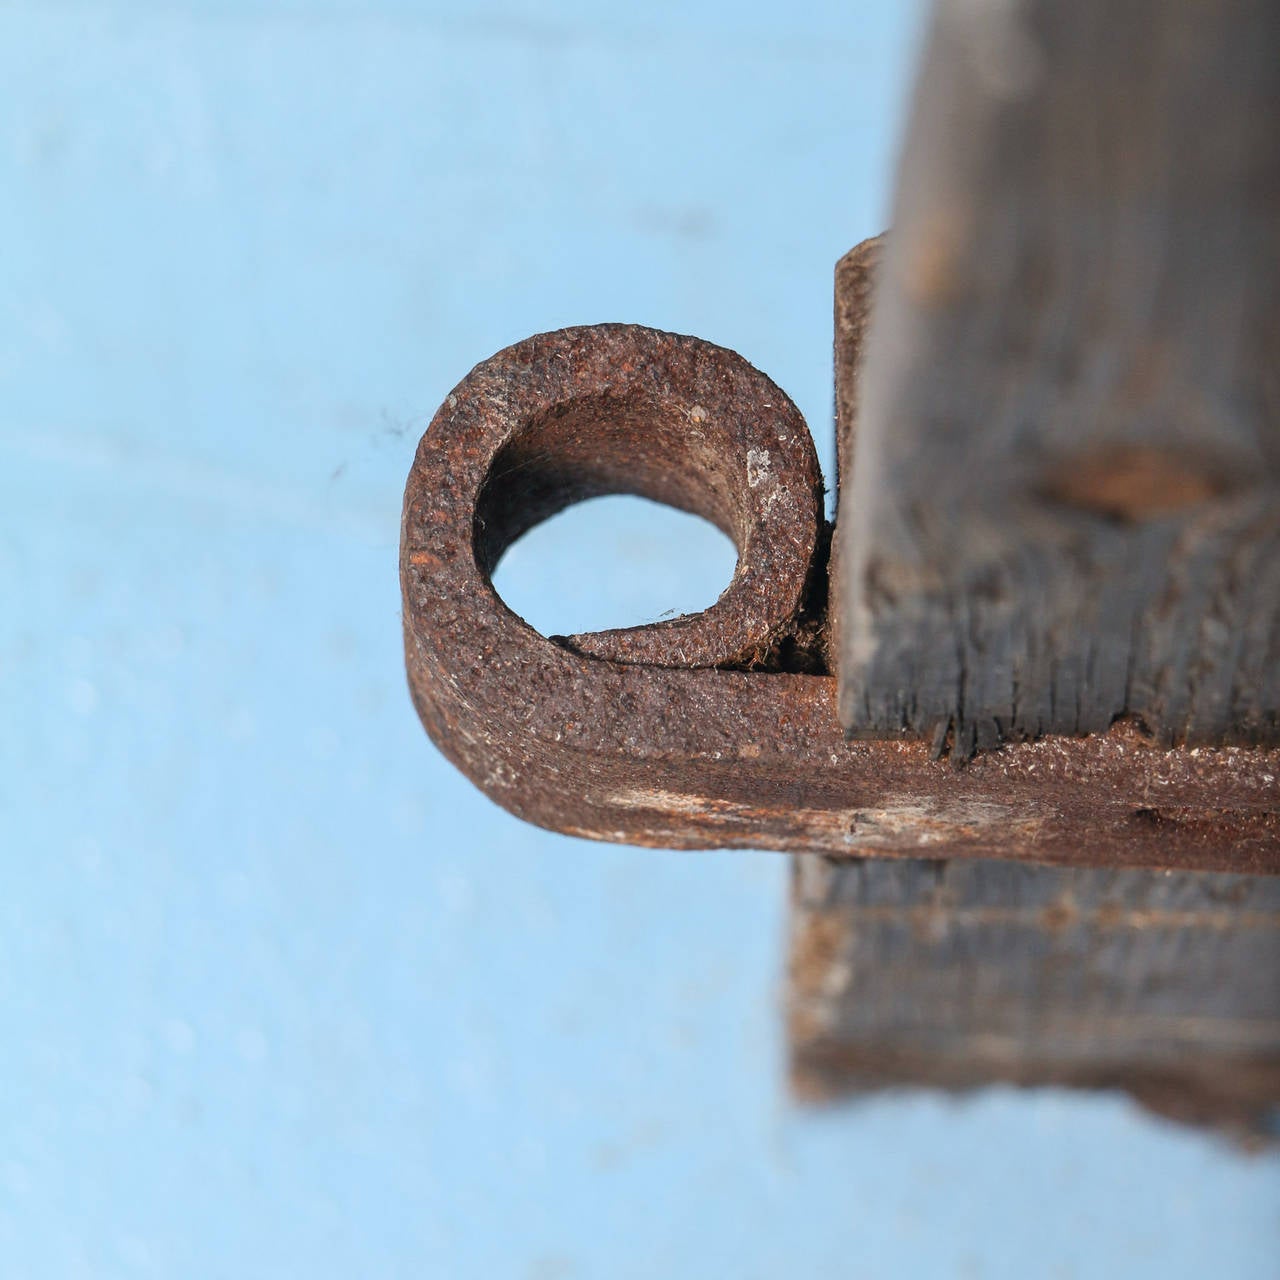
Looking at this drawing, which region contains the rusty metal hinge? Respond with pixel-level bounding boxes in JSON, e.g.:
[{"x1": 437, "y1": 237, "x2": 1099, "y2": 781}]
[{"x1": 399, "y1": 247, "x2": 1279, "y2": 874}]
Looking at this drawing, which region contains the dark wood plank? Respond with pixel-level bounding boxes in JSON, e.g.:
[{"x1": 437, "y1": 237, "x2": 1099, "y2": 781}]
[
  {"x1": 788, "y1": 855, "x2": 1280, "y2": 1137},
  {"x1": 836, "y1": 0, "x2": 1280, "y2": 753}
]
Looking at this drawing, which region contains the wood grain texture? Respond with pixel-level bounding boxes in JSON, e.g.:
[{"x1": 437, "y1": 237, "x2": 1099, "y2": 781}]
[
  {"x1": 837, "y1": 0, "x2": 1280, "y2": 754},
  {"x1": 789, "y1": 855, "x2": 1280, "y2": 1135}
]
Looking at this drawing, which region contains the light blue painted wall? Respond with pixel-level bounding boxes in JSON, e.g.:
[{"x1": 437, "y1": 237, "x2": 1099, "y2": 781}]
[{"x1": 2, "y1": 3, "x2": 1276, "y2": 1277}]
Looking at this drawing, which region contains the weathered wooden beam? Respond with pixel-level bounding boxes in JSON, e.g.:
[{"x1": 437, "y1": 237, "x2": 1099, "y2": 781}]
[
  {"x1": 838, "y1": 0, "x2": 1280, "y2": 753},
  {"x1": 803, "y1": 55, "x2": 1280, "y2": 1126},
  {"x1": 788, "y1": 855, "x2": 1280, "y2": 1138}
]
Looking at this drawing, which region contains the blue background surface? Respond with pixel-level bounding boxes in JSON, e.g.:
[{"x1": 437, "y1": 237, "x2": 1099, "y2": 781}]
[{"x1": 2, "y1": 2, "x2": 1277, "y2": 1276}]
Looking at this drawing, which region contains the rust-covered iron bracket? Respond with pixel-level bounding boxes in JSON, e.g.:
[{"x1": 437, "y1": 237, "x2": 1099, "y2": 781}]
[{"x1": 400, "y1": 286, "x2": 1280, "y2": 875}]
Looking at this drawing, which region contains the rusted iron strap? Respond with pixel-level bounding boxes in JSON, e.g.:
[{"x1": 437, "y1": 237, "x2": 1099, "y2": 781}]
[{"x1": 400, "y1": 325, "x2": 1280, "y2": 873}]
